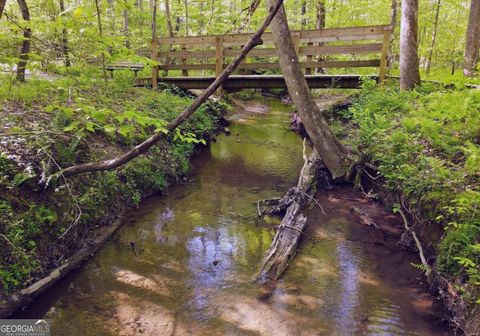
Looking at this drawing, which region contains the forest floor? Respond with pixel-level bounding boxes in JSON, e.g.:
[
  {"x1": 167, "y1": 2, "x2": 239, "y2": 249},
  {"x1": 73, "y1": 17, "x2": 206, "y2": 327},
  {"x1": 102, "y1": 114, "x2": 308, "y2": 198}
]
[{"x1": 0, "y1": 76, "x2": 225, "y2": 304}]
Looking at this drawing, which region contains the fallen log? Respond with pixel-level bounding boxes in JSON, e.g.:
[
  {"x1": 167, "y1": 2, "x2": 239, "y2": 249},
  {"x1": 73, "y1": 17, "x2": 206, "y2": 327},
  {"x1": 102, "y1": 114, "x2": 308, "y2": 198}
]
[
  {"x1": 257, "y1": 142, "x2": 320, "y2": 281},
  {"x1": 0, "y1": 213, "x2": 124, "y2": 318}
]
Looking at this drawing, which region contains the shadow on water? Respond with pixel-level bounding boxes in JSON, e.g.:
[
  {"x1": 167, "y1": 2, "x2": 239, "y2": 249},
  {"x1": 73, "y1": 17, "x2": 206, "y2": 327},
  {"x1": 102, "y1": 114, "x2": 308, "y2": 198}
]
[{"x1": 14, "y1": 96, "x2": 450, "y2": 335}]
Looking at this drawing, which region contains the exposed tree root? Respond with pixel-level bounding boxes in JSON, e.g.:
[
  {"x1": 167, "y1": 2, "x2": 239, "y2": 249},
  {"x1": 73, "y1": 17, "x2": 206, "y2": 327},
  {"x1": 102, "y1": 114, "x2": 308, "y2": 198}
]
[{"x1": 397, "y1": 206, "x2": 433, "y2": 281}]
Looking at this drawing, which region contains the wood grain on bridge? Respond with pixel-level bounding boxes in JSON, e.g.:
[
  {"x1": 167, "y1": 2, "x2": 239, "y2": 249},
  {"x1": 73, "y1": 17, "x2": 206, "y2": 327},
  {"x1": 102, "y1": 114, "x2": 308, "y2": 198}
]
[{"x1": 144, "y1": 25, "x2": 391, "y2": 91}]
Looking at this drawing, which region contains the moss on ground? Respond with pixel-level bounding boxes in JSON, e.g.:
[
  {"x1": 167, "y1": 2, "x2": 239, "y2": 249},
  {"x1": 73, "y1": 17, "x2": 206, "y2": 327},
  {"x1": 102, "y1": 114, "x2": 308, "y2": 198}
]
[{"x1": 0, "y1": 76, "x2": 226, "y2": 292}]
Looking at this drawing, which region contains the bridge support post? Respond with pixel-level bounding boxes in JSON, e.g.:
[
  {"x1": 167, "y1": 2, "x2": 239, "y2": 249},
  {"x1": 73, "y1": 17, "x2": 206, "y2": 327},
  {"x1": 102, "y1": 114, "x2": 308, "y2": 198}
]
[
  {"x1": 181, "y1": 45, "x2": 188, "y2": 76},
  {"x1": 378, "y1": 27, "x2": 391, "y2": 85},
  {"x1": 151, "y1": 39, "x2": 159, "y2": 89},
  {"x1": 215, "y1": 36, "x2": 224, "y2": 95},
  {"x1": 306, "y1": 42, "x2": 313, "y2": 75},
  {"x1": 292, "y1": 32, "x2": 301, "y2": 57}
]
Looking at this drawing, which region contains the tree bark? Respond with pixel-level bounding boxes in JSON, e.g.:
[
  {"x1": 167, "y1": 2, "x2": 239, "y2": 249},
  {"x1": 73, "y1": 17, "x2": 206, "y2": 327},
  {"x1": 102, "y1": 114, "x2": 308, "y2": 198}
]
[
  {"x1": 162, "y1": 0, "x2": 175, "y2": 76},
  {"x1": 235, "y1": 0, "x2": 261, "y2": 34},
  {"x1": 184, "y1": 0, "x2": 189, "y2": 36},
  {"x1": 426, "y1": 0, "x2": 441, "y2": 75},
  {"x1": 300, "y1": 0, "x2": 306, "y2": 30},
  {"x1": 316, "y1": 0, "x2": 325, "y2": 30},
  {"x1": 266, "y1": 0, "x2": 351, "y2": 180},
  {"x1": 137, "y1": 0, "x2": 144, "y2": 35},
  {"x1": 59, "y1": 0, "x2": 71, "y2": 67},
  {"x1": 123, "y1": 8, "x2": 130, "y2": 49},
  {"x1": 464, "y1": 0, "x2": 480, "y2": 77},
  {"x1": 0, "y1": 0, "x2": 6, "y2": 20},
  {"x1": 16, "y1": 0, "x2": 31, "y2": 82},
  {"x1": 315, "y1": 0, "x2": 325, "y2": 73},
  {"x1": 56, "y1": 0, "x2": 286, "y2": 178},
  {"x1": 94, "y1": 0, "x2": 108, "y2": 81},
  {"x1": 387, "y1": 0, "x2": 398, "y2": 70},
  {"x1": 399, "y1": 0, "x2": 421, "y2": 89}
]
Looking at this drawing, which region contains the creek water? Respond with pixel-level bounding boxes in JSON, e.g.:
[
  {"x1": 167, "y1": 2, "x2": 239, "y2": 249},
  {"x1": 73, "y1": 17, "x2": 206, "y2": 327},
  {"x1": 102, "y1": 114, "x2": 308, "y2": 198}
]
[{"x1": 15, "y1": 97, "x2": 449, "y2": 335}]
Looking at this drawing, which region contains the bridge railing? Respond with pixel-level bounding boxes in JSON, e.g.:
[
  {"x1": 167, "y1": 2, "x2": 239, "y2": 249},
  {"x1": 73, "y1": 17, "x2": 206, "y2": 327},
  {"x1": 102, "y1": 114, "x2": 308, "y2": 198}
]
[{"x1": 149, "y1": 25, "x2": 392, "y2": 89}]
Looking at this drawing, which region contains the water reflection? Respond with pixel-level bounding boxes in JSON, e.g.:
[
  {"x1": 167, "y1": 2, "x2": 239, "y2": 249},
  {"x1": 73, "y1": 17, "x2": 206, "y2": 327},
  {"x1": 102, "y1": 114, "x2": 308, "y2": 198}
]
[
  {"x1": 335, "y1": 242, "x2": 361, "y2": 334},
  {"x1": 14, "y1": 97, "x2": 447, "y2": 336}
]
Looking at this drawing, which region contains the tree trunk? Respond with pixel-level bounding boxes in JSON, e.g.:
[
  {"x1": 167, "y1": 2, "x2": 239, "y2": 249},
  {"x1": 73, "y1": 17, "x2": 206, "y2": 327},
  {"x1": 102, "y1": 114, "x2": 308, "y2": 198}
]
[
  {"x1": 236, "y1": 0, "x2": 261, "y2": 34},
  {"x1": 137, "y1": 0, "x2": 144, "y2": 35},
  {"x1": 399, "y1": 0, "x2": 421, "y2": 89},
  {"x1": 315, "y1": 0, "x2": 325, "y2": 73},
  {"x1": 464, "y1": 0, "x2": 480, "y2": 77},
  {"x1": 0, "y1": 0, "x2": 6, "y2": 19},
  {"x1": 184, "y1": 0, "x2": 189, "y2": 36},
  {"x1": 57, "y1": 0, "x2": 286, "y2": 178},
  {"x1": 162, "y1": 0, "x2": 175, "y2": 76},
  {"x1": 266, "y1": 0, "x2": 351, "y2": 180},
  {"x1": 16, "y1": 0, "x2": 31, "y2": 82},
  {"x1": 95, "y1": 0, "x2": 108, "y2": 81},
  {"x1": 426, "y1": 0, "x2": 441, "y2": 75},
  {"x1": 123, "y1": 8, "x2": 130, "y2": 49},
  {"x1": 388, "y1": 0, "x2": 398, "y2": 70},
  {"x1": 316, "y1": 0, "x2": 325, "y2": 30},
  {"x1": 300, "y1": 0, "x2": 306, "y2": 30},
  {"x1": 59, "y1": 0, "x2": 71, "y2": 67}
]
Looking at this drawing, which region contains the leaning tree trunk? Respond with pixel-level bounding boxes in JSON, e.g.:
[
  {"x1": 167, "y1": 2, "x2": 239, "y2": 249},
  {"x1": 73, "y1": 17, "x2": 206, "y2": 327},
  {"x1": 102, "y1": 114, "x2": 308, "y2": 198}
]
[
  {"x1": 399, "y1": 0, "x2": 421, "y2": 89},
  {"x1": 426, "y1": 0, "x2": 441, "y2": 75},
  {"x1": 16, "y1": 0, "x2": 31, "y2": 82},
  {"x1": 266, "y1": 0, "x2": 351, "y2": 180},
  {"x1": 464, "y1": 0, "x2": 480, "y2": 77}
]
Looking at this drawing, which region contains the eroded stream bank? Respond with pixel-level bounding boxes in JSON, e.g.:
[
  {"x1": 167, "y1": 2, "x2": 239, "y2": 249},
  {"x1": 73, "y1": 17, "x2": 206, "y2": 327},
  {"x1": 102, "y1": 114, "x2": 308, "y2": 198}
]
[{"x1": 13, "y1": 97, "x2": 449, "y2": 335}]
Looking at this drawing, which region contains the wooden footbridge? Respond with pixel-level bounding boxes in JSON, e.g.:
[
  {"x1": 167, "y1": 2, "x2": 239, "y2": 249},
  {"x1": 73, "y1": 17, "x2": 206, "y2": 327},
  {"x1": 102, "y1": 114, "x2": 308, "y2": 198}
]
[{"x1": 136, "y1": 25, "x2": 392, "y2": 91}]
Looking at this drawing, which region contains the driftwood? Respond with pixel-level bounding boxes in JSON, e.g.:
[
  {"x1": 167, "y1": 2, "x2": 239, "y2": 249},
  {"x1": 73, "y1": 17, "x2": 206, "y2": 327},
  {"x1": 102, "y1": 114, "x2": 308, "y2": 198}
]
[
  {"x1": 0, "y1": 215, "x2": 125, "y2": 318},
  {"x1": 257, "y1": 142, "x2": 320, "y2": 281},
  {"x1": 55, "y1": 0, "x2": 285, "y2": 179}
]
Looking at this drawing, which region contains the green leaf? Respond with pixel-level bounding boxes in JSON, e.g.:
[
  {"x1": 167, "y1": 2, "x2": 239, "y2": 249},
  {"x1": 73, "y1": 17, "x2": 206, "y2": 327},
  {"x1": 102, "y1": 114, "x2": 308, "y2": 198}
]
[
  {"x1": 85, "y1": 121, "x2": 95, "y2": 132},
  {"x1": 104, "y1": 125, "x2": 116, "y2": 133},
  {"x1": 118, "y1": 124, "x2": 134, "y2": 137},
  {"x1": 73, "y1": 7, "x2": 84, "y2": 18},
  {"x1": 91, "y1": 110, "x2": 107, "y2": 123},
  {"x1": 63, "y1": 121, "x2": 81, "y2": 132}
]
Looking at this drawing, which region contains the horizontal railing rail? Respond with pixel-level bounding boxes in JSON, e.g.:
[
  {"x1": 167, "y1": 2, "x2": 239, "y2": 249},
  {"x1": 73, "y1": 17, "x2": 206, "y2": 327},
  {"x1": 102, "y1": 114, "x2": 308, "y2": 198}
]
[{"x1": 148, "y1": 24, "x2": 392, "y2": 91}]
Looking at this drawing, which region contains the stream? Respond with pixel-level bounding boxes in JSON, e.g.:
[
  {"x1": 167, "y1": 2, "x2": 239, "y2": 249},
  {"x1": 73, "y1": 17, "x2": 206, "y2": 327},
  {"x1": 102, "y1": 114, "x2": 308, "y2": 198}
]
[{"x1": 14, "y1": 97, "x2": 449, "y2": 335}]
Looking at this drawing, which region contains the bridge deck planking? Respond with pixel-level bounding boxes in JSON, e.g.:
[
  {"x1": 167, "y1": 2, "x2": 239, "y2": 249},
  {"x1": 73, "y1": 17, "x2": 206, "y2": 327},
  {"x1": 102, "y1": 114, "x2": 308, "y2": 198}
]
[{"x1": 135, "y1": 75, "x2": 378, "y2": 89}]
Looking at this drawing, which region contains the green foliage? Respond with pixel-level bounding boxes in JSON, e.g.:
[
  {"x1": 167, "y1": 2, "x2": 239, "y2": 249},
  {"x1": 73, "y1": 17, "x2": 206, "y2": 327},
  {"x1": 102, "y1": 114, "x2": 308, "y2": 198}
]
[
  {"x1": 344, "y1": 84, "x2": 480, "y2": 304},
  {"x1": 0, "y1": 77, "x2": 224, "y2": 292}
]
